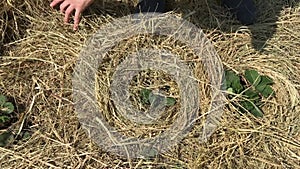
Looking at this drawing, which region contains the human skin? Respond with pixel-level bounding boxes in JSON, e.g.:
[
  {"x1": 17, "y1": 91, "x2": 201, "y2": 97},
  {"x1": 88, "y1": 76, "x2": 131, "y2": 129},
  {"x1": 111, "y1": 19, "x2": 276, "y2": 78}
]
[{"x1": 50, "y1": 0, "x2": 94, "y2": 30}]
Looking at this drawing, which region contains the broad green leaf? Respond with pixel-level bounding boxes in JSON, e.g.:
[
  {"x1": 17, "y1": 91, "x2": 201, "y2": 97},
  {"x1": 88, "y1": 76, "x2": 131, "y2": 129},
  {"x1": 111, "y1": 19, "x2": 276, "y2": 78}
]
[
  {"x1": 250, "y1": 105, "x2": 264, "y2": 118},
  {"x1": 255, "y1": 83, "x2": 266, "y2": 94},
  {"x1": 225, "y1": 80, "x2": 231, "y2": 90},
  {"x1": 0, "y1": 131, "x2": 14, "y2": 147},
  {"x1": 244, "y1": 89, "x2": 260, "y2": 100},
  {"x1": 261, "y1": 86, "x2": 274, "y2": 98},
  {"x1": 2, "y1": 102, "x2": 14, "y2": 114},
  {"x1": 140, "y1": 88, "x2": 152, "y2": 104},
  {"x1": 232, "y1": 80, "x2": 244, "y2": 93},
  {"x1": 0, "y1": 115, "x2": 10, "y2": 123},
  {"x1": 241, "y1": 101, "x2": 254, "y2": 111},
  {"x1": 245, "y1": 69, "x2": 261, "y2": 86},
  {"x1": 225, "y1": 70, "x2": 244, "y2": 93},
  {"x1": 255, "y1": 76, "x2": 274, "y2": 94},
  {"x1": 240, "y1": 100, "x2": 263, "y2": 117},
  {"x1": 254, "y1": 75, "x2": 275, "y2": 98},
  {"x1": 225, "y1": 70, "x2": 240, "y2": 88},
  {"x1": 260, "y1": 76, "x2": 274, "y2": 85},
  {"x1": 0, "y1": 95, "x2": 7, "y2": 106},
  {"x1": 166, "y1": 97, "x2": 176, "y2": 106}
]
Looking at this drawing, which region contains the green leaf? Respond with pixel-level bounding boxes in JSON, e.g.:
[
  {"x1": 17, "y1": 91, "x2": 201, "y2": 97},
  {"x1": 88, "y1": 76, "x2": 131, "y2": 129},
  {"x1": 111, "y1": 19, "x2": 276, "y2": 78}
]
[
  {"x1": 260, "y1": 76, "x2": 274, "y2": 85},
  {"x1": 0, "y1": 95, "x2": 7, "y2": 106},
  {"x1": 250, "y1": 105, "x2": 264, "y2": 118},
  {"x1": 166, "y1": 97, "x2": 176, "y2": 106},
  {"x1": 0, "y1": 131, "x2": 14, "y2": 147},
  {"x1": 244, "y1": 89, "x2": 260, "y2": 100},
  {"x1": 22, "y1": 131, "x2": 31, "y2": 140},
  {"x1": 140, "y1": 88, "x2": 152, "y2": 104},
  {"x1": 2, "y1": 102, "x2": 14, "y2": 114},
  {"x1": 255, "y1": 76, "x2": 274, "y2": 93},
  {"x1": 255, "y1": 83, "x2": 266, "y2": 94},
  {"x1": 0, "y1": 115, "x2": 10, "y2": 123},
  {"x1": 240, "y1": 100, "x2": 263, "y2": 117},
  {"x1": 225, "y1": 70, "x2": 241, "y2": 88},
  {"x1": 240, "y1": 101, "x2": 254, "y2": 110},
  {"x1": 261, "y1": 85, "x2": 274, "y2": 98},
  {"x1": 245, "y1": 69, "x2": 261, "y2": 86},
  {"x1": 232, "y1": 80, "x2": 244, "y2": 93},
  {"x1": 225, "y1": 70, "x2": 244, "y2": 93},
  {"x1": 253, "y1": 75, "x2": 274, "y2": 98}
]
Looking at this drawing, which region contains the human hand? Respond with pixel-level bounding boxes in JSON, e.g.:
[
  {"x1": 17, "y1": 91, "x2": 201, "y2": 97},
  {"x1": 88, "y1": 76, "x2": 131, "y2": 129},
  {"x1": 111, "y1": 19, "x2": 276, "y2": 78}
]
[{"x1": 50, "y1": 0, "x2": 94, "y2": 30}]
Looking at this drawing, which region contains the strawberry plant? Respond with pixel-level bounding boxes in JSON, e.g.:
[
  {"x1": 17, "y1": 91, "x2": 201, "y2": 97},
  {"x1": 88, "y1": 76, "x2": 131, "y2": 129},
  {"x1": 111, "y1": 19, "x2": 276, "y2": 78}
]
[
  {"x1": 225, "y1": 69, "x2": 275, "y2": 117},
  {"x1": 0, "y1": 94, "x2": 14, "y2": 124},
  {"x1": 0, "y1": 94, "x2": 15, "y2": 147},
  {"x1": 140, "y1": 88, "x2": 176, "y2": 107}
]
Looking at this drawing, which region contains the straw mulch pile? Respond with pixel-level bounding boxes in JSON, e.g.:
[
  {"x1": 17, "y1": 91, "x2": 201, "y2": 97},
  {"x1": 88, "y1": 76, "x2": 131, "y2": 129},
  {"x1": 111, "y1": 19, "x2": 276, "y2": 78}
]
[{"x1": 0, "y1": 0, "x2": 299, "y2": 168}]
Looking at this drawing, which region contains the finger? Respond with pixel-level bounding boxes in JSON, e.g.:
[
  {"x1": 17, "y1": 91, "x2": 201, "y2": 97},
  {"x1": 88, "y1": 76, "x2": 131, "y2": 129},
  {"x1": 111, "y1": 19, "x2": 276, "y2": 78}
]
[
  {"x1": 50, "y1": 0, "x2": 64, "y2": 8},
  {"x1": 60, "y1": 1, "x2": 70, "y2": 13},
  {"x1": 64, "y1": 5, "x2": 75, "y2": 23},
  {"x1": 73, "y1": 9, "x2": 81, "y2": 30}
]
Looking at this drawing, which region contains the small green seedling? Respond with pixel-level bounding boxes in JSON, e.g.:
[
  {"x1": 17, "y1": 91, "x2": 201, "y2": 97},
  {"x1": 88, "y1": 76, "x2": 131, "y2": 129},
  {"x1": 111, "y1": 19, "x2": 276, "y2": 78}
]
[
  {"x1": 140, "y1": 88, "x2": 176, "y2": 107},
  {"x1": 0, "y1": 95, "x2": 14, "y2": 124},
  {"x1": 0, "y1": 94, "x2": 15, "y2": 147},
  {"x1": 225, "y1": 69, "x2": 275, "y2": 117}
]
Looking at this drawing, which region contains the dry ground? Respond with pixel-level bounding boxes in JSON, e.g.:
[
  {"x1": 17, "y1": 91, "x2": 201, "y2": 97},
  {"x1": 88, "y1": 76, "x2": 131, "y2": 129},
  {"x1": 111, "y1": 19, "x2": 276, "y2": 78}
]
[{"x1": 0, "y1": 0, "x2": 299, "y2": 168}]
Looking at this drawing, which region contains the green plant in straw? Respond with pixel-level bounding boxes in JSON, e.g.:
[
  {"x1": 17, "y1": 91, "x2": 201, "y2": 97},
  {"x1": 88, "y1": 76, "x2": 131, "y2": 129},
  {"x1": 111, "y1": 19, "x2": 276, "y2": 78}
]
[
  {"x1": 140, "y1": 88, "x2": 176, "y2": 107},
  {"x1": 0, "y1": 94, "x2": 14, "y2": 124},
  {"x1": 225, "y1": 69, "x2": 275, "y2": 117},
  {"x1": 0, "y1": 94, "x2": 15, "y2": 147}
]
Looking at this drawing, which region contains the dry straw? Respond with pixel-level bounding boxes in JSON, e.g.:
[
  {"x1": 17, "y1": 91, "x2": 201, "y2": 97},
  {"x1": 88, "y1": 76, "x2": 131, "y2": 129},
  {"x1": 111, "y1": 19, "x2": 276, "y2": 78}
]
[{"x1": 0, "y1": 0, "x2": 299, "y2": 168}]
